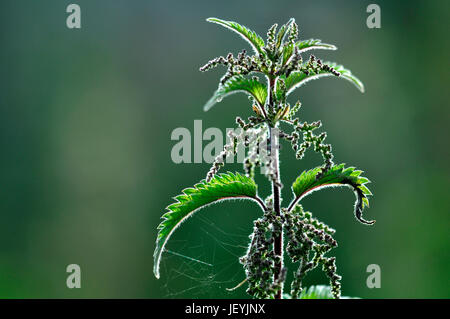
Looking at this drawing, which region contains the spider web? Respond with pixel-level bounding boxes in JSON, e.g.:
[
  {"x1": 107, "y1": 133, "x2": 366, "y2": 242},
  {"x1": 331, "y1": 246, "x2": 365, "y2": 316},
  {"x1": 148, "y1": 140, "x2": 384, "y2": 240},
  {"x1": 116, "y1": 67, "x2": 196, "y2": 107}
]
[{"x1": 158, "y1": 213, "x2": 253, "y2": 298}]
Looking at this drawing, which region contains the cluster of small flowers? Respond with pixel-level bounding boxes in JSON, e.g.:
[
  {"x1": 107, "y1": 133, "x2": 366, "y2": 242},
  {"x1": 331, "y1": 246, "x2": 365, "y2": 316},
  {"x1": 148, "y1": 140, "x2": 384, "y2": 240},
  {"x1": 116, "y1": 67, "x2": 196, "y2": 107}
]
[
  {"x1": 267, "y1": 21, "x2": 300, "y2": 77},
  {"x1": 241, "y1": 209, "x2": 286, "y2": 299},
  {"x1": 205, "y1": 118, "x2": 268, "y2": 182},
  {"x1": 198, "y1": 55, "x2": 226, "y2": 72},
  {"x1": 238, "y1": 124, "x2": 281, "y2": 187},
  {"x1": 287, "y1": 21, "x2": 298, "y2": 43},
  {"x1": 265, "y1": 23, "x2": 278, "y2": 54},
  {"x1": 205, "y1": 129, "x2": 239, "y2": 182},
  {"x1": 301, "y1": 54, "x2": 341, "y2": 77},
  {"x1": 236, "y1": 115, "x2": 265, "y2": 131},
  {"x1": 282, "y1": 205, "x2": 341, "y2": 299},
  {"x1": 263, "y1": 155, "x2": 281, "y2": 187},
  {"x1": 322, "y1": 257, "x2": 342, "y2": 299},
  {"x1": 199, "y1": 49, "x2": 261, "y2": 85},
  {"x1": 243, "y1": 125, "x2": 267, "y2": 180},
  {"x1": 260, "y1": 128, "x2": 283, "y2": 187},
  {"x1": 284, "y1": 118, "x2": 334, "y2": 178},
  {"x1": 300, "y1": 209, "x2": 336, "y2": 236},
  {"x1": 283, "y1": 46, "x2": 302, "y2": 78},
  {"x1": 288, "y1": 101, "x2": 302, "y2": 120},
  {"x1": 274, "y1": 78, "x2": 287, "y2": 105}
]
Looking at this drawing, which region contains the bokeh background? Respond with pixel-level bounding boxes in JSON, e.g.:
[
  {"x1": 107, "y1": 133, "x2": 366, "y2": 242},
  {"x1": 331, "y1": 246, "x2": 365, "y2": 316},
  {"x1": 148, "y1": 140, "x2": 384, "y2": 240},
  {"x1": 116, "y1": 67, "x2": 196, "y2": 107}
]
[{"x1": 0, "y1": 0, "x2": 448, "y2": 298}]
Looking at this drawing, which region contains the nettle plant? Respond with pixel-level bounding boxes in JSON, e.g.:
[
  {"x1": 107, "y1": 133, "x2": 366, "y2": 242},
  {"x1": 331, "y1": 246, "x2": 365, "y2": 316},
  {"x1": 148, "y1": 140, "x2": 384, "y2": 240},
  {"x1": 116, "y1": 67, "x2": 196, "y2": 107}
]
[{"x1": 154, "y1": 18, "x2": 374, "y2": 299}]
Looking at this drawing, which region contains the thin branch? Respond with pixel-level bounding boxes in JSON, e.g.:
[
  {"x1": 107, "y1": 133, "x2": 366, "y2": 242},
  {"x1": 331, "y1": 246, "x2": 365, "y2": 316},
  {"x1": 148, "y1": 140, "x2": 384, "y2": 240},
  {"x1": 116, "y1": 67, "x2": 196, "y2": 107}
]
[
  {"x1": 253, "y1": 195, "x2": 268, "y2": 212},
  {"x1": 287, "y1": 197, "x2": 300, "y2": 213},
  {"x1": 226, "y1": 278, "x2": 248, "y2": 291},
  {"x1": 256, "y1": 100, "x2": 269, "y2": 120}
]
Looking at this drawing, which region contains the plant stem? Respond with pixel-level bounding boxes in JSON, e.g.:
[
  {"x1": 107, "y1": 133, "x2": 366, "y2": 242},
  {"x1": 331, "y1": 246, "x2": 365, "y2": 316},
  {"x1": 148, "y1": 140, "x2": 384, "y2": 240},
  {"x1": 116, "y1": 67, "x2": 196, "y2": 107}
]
[
  {"x1": 267, "y1": 75, "x2": 284, "y2": 299},
  {"x1": 271, "y1": 129, "x2": 283, "y2": 299}
]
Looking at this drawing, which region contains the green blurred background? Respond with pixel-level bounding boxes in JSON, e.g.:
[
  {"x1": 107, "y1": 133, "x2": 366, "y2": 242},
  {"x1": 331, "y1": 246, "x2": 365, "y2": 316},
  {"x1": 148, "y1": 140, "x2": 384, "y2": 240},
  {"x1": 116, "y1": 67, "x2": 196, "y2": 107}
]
[{"x1": 0, "y1": 0, "x2": 448, "y2": 298}]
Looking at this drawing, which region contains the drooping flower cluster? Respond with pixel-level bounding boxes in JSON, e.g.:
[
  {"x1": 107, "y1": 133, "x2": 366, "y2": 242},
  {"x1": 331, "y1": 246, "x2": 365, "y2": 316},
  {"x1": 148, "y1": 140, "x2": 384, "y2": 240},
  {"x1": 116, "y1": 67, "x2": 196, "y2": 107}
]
[
  {"x1": 284, "y1": 205, "x2": 341, "y2": 299},
  {"x1": 240, "y1": 207, "x2": 284, "y2": 299}
]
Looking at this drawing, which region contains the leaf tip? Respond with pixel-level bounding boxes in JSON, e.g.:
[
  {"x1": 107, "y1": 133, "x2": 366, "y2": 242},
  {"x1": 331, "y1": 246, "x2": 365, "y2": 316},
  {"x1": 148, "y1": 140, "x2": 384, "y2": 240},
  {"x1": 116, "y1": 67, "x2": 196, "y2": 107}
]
[
  {"x1": 206, "y1": 17, "x2": 221, "y2": 24},
  {"x1": 358, "y1": 82, "x2": 365, "y2": 93},
  {"x1": 153, "y1": 250, "x2": 161, "y2": 279},
  {"x1": 361, "y1": 219, "x2": 376, "y2": 225}
]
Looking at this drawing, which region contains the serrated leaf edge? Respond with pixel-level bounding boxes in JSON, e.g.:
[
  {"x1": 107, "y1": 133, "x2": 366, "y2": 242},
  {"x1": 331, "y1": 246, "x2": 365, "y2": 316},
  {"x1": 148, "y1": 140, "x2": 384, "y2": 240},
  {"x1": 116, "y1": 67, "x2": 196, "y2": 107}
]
[
  {"x1": 290, "y1": 164, "x2": 374, "y2": 225},
  {"x1": 154, "y1": 172, "x2": 259, "y2": 278}
]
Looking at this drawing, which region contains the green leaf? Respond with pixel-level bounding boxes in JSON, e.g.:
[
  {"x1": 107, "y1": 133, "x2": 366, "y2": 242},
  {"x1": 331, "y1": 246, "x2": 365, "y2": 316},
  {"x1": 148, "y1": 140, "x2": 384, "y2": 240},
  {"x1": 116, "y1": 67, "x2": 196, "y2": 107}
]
[
  {"x1": 284, "y1": 61, "x2": 365, "y2": 95},
  {"x1": 207, "y1": 18, "x2": 265, "y2": 56},
  {"x1": 299, "y1": 285, "x2": 334, "y2": 299},
  {"x1": 296, "y1": 39, "x2": 337, "y2": 53},
  {"x1": 203, "y1": 75, "x2": 267, "y2": 111},
  {"x1": 291, "y1": 164, "x2": 374, "y2": 225},
  {"x1": 275, "y1": 18, "x2": 295, "y2": 50},
  {"x1": 154, "y1": 172, "x2": 259, "y2": 279},
  {"x1": 281, "y1": 43, "x2": 294, "y2": 66},
  {"x1": 299, "y1": 285, "x2": 359, "y2": 299}
]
